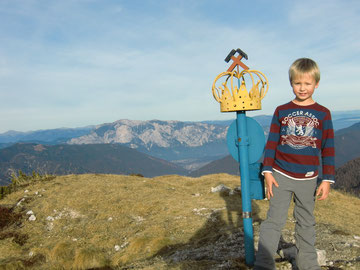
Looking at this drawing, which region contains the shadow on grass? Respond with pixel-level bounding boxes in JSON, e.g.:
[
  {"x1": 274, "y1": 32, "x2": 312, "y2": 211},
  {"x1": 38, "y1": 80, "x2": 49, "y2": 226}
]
[{"x1": 154, "y1": 191, "x2": 263, "y2": 269}]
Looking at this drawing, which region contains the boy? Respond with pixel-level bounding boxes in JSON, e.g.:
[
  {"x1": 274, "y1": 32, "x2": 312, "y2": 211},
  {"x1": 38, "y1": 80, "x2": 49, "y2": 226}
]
[{"x1": 254, "y1": 58, "x2": 335, "y2": 270}]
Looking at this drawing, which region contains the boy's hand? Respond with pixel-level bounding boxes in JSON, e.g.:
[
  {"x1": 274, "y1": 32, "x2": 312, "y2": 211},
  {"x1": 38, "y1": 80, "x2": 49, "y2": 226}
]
[
  {"x1": 264, "y1": 172, "x2": 279, "y2": 200},
  {"x1": 316, "y1": 181, "x2": 331, "y2": 201}
]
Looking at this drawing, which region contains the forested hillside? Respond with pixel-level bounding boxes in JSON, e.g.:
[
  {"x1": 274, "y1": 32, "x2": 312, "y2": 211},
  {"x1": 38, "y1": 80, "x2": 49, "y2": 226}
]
[
  {"x1": 334, "y1": 157, "x2": 360, "y2": 197},
  {"x1": 0, "y1": 143, "x2": 187, "y2": 185}
]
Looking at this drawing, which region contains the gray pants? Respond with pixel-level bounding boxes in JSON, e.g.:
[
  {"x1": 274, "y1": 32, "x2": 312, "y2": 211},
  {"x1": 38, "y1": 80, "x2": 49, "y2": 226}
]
[{"x1": 254, "y1": 171, "x2": 320, "y2": 270}]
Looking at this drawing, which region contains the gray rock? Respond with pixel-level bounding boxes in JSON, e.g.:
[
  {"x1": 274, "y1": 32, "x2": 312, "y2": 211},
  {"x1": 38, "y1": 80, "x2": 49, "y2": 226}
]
[
  {"x1": 211, "y1": 184, "x2": 231, "y2": 194},
  {"x1": 316, "y1": 249, "x2": 327, "y2": 266}
]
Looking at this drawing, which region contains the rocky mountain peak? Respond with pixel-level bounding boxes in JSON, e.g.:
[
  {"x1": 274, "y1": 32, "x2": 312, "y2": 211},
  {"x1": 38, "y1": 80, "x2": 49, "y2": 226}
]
[{"x1": 68, "y1": 119, "x2": 228, "y2": 150}]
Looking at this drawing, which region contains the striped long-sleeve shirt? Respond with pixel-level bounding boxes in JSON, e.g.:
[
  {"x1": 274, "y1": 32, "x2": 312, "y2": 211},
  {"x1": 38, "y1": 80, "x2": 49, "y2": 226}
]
[{"x1": 262, "y1": 101, "x2": 335, "y2": 182}]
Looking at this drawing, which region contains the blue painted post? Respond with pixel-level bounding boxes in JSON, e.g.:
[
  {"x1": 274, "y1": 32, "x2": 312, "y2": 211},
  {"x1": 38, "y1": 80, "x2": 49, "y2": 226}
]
[
  {"x1": 212, "y1": 48, "x2": 268, "y2": 266},
  {"x1": 236, "y1": 110, "x2": 255, "y2": 266}
]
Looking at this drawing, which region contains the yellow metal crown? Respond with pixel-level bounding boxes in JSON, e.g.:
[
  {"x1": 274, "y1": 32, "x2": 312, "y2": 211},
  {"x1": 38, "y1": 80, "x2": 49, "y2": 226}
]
[{"x1": 212, "y1": 69, "x2": 269, "y2": 112}]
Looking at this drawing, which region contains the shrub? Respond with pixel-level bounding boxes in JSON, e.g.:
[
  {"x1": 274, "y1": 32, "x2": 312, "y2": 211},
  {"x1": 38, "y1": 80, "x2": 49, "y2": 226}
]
[{"x1": 0, "y1": 170, "x2": 55, "y2": 200}]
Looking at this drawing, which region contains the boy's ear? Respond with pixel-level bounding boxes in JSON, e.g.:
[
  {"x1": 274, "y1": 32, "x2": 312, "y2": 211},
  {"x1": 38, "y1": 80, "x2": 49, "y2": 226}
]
[{"x1": 315, "y1": 81, "x2": 320, "y2": 88}]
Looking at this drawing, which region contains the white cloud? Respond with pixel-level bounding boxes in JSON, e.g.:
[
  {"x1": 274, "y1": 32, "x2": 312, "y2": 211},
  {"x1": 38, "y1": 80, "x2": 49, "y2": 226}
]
[{"x1": 0, "y1": 0, "x2": 359, "y2": 132}]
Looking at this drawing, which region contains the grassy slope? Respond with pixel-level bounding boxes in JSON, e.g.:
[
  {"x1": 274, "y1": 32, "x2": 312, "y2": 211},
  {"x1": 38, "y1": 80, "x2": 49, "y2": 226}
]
[{"x1": 0, "y1": 174, "x2": 359, "y2": 269}]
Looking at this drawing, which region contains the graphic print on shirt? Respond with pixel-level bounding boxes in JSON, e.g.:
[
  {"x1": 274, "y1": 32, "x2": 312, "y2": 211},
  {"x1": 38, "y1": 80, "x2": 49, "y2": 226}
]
[{"x1": 280, "y1": 111, "x2": 319, "y2": 150}]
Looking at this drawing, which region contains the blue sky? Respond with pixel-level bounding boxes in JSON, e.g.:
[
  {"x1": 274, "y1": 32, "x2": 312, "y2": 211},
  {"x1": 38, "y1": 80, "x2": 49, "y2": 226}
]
[{"x1": 0, "y1": 0, "x2": 359, "y2": 133}]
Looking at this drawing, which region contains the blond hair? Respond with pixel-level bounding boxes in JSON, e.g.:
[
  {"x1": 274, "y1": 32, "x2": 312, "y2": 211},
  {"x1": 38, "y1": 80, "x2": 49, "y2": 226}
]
[{"x1": 289, "y1": 58, "x2": 320, "y2": 84}]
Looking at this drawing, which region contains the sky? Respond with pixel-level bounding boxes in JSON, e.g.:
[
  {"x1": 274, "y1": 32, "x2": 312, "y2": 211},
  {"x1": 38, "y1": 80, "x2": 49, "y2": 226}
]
[{"x1": 0, "y1": 0, "x2": 359, "y2": 133}]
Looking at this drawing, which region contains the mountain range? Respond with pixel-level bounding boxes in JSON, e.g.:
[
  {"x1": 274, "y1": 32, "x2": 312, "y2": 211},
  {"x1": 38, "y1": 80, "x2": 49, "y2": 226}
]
[
  {"x1": 0, "y1": 110, "x2": 359, "y2": 186},
  {"x1": 0, "y1": 143, "x2": 187, "y2": 185},
  {"x1": 0, "y1": 126, "x2": 94, "y2": 145},
  {"x1": 1, "y1": 110, "x2": 359, "y2": 147},
  {"x1": 67, "y1": 119, "x2": 229, "y2": 170},
  {"x1": 190, "y1": 121, "x2": 360, "y2": 173}
]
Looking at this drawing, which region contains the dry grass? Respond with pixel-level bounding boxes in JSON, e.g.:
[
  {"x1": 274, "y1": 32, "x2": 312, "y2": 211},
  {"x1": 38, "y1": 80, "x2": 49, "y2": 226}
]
[{"x1": 0, "y1": 173, "x2": 359, "y2": 269}]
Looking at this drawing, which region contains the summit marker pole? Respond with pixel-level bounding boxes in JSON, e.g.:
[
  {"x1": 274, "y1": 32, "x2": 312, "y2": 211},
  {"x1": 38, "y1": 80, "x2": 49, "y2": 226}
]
[
  {"x1": 236, "y1": 110, "x2": 255, "y2": 265},
  {"x1": 212, "y1": 48, "x2": 269, "y2": 266}
]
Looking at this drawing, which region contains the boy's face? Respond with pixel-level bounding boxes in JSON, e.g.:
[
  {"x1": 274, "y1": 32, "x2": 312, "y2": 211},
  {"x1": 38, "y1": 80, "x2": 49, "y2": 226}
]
[{"x1": 291, "y1": 72, "x2": 319, "y2": 105}]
